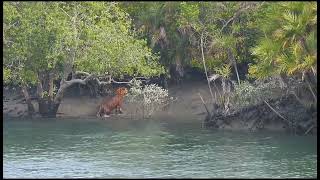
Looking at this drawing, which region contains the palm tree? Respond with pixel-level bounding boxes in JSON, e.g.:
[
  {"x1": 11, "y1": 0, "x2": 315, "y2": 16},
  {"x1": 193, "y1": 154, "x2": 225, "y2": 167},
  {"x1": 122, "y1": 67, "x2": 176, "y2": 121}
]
[
  {"x1": 250, "y1": 2, "x2": 316, "y2": 79},
  {"x1": 249, "y1": 2, "x2": 317, "y2": 104}
]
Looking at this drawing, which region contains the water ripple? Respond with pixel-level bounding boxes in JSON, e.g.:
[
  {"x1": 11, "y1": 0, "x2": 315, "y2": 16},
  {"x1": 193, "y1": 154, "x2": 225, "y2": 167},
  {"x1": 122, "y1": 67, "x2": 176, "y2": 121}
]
[{"x1": 3, "y1": 118, "x2": 317, "y2": 178}]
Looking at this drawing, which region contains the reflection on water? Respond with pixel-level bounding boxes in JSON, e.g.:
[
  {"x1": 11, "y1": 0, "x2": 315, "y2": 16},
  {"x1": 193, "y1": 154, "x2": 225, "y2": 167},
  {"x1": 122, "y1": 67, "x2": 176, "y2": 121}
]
[{"x1": 3, "y1": 117, "x2": 317, "y2": 178}]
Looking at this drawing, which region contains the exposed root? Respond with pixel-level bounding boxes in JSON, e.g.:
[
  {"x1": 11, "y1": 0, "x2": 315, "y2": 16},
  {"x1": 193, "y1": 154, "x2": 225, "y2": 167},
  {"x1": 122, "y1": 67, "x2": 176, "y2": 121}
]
[{"x1": 204, "y1": 94, "x2": 316, "y2": 135}]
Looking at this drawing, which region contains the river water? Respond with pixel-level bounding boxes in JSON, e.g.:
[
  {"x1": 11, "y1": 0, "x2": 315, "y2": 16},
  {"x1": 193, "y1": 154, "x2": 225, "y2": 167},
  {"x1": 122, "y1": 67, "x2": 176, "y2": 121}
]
[{"x1": 3, "y1": 117, "x2": 317, "y2": 178}]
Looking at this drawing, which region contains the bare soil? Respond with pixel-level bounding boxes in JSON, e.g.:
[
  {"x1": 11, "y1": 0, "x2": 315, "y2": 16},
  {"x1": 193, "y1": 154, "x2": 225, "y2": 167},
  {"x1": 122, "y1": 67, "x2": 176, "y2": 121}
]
[
  {"x1": 3, "y1": 81, "x2": 316, "y2": 134},
  {"x1": 3, "y1": 81, "x2": 212, "y2": 121},
  {"x1": 204, "y1": 94, "x2": 317, "y2": 135}
]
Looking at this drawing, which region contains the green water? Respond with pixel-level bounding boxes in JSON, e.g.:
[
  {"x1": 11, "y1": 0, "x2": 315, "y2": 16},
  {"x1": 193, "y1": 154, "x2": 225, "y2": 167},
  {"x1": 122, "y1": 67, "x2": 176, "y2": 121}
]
[{"x1": 3, "y1": 117, "x2": 317, "y2": 178}]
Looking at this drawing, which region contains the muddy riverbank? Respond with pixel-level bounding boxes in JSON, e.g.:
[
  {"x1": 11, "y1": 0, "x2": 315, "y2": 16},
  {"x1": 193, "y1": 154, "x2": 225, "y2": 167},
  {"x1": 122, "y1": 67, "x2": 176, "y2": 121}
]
[
  {"x1": 204, "y1": 94, "x2": 317, "y2": 135},
  {"x1": 3, "y1": 81, "x2": 211, "y2": 121},
  {"x1": 3, "y1": 81, "x2": 317, "y2": 134}
]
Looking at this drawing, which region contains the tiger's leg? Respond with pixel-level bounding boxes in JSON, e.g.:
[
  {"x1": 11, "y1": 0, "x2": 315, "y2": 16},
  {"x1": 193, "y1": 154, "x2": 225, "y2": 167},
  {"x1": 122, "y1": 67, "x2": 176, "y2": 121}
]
[
  {"x1": 118, "y1": 106, "x2": 123, "y2": 114},
  {"x1": 98, "y1": 106, "x2": 110, "y2": 118},
  {"x1": 103, "y1": 114, "x2": 110, "y2": 118},
  {"x1": 97, "y1": 106, "x2": 103, "y2": 117},
  {"x1": 116, "y1": 105, "x2": 123, "y2": 114},
  {"x1": 115, "y1": 107, "x2": 118, "y2": 115},
  {"x1": 103, "y1": 107, "x2": 111, "y2": 118}
]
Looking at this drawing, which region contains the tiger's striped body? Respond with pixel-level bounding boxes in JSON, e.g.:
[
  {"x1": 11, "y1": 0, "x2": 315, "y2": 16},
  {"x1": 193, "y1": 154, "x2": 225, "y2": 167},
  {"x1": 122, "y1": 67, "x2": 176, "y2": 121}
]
[{"x1": 97, "y1": 87, "x2": 128, "y2": 117}]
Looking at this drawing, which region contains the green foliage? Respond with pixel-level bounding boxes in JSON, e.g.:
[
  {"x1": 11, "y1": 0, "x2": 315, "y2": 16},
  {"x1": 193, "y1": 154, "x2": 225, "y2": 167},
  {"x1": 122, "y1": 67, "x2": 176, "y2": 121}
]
[
  {"x1": 230, "y1": 79, "x2": 284, "y2": 109},
  {"x1": 177, "y1": 2, "x2": 200, "y2": 28},
  {"x1": 4, "y1": 1, "x2": 316, "y2": 91},
  {"x1": 4, "y1": 2, "x2": 74, "y2": 85},
  {"x1": 3, "y1": 2, "x2": 164, "y2": 88},
  {"x1": 249, "y1": 2, "x2": 317, "y2": 79},
  {"x1": 3, "y1": 68, "x2": 12, "y2": 84},
  {"x1": 214, "y1": 64, "x2": 231, "y2": 79},
  {"x1": 121, "y1": 2, "x2": 198, "y2": 69},
  {"x1": 70, "y1": 2, "x2": 164, "y2": 77},
  {"x1": 178, "y1": 2, "x2": 263, "y2": 77}
]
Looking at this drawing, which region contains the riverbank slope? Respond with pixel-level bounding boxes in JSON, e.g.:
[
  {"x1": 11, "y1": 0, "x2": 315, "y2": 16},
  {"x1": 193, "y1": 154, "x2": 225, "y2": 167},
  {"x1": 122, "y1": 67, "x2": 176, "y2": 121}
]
[{"x1": 3, "y1": 81, "x2": 317, "y2": 134}]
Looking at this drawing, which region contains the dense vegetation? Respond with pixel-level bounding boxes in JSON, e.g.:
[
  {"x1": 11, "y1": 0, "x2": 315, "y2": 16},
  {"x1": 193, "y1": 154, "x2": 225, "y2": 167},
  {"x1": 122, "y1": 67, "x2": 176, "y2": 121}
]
[
  {"x1": 3, "y1": 2, "x2": 317, "y2": 118},
  {"x1": 3, "y1": 2, "x2": 164, "y2": 117}
]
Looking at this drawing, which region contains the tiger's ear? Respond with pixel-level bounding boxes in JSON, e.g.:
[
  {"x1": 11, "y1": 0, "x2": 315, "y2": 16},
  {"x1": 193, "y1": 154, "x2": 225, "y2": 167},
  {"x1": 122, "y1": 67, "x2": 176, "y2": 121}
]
[{"x1": 122, "y1": 88, "x2": 128, "y2": 94}]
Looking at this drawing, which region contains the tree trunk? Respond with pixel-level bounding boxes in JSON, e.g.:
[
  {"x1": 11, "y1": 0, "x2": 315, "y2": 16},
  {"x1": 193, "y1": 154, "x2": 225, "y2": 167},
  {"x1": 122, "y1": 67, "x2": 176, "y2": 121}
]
[
  {"x1": 21, "y1": 85, "x2": 35, "y2": 117},
  {"x1": 175, "y1": 53, "x2": 184, "y2": 78},
  {"x1": 200, "y1": 32, "x2": 215, "y2": 105},
  {"x1": 38, "y1": 98, "x2": 60, "y2": 118},
  {"x1": 37, "y1": 72, "x2": 61, "y2": 118},
  {"x1": 48, "y1": 73, "x2": 54, "y2": 101},
  {"x1": 49, "y1": 75, "x2": 93, "y2": 117},
  {"x1": 227, "y1": 48, "x2": 241, "y2": 86}
]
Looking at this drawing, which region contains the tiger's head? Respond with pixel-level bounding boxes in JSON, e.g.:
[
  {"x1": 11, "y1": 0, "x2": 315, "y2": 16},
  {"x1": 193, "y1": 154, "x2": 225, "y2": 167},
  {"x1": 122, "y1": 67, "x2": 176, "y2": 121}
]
[{"x1": 116, "y1": 87, "x2": 128, "y2": 97}]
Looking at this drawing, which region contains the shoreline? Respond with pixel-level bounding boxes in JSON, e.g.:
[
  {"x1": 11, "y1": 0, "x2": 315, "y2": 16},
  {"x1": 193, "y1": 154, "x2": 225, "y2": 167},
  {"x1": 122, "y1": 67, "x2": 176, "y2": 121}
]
[
  {"x1": 3, "y1": 81, "x2": 211, "y2": 119},
  {"x1": 3, "y1": 81, "x2": 317, "y2": 135}
]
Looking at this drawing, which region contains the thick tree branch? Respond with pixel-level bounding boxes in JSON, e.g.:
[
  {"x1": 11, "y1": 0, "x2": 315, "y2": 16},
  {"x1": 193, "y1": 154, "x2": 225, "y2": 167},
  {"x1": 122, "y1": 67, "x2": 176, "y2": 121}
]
[
  {"x1": 94, "y1": 76, "x2": 112, "y2": 85},
  {"x1": 75, "y1": 71, "x2": 91, "y2": 77},
  {"x1": 54, "y1": 74, "x2": 94, "y2": 103},
  {"x1": 54, "y1": 72, "x2": 144, "y2": 103},
  {"x1": 55, "y1": 69, "x2": 151, "y2": 103}
]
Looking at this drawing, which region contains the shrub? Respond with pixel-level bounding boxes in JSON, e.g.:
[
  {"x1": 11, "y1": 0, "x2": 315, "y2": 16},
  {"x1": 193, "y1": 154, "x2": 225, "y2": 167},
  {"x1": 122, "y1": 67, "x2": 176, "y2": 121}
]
[
  {"x1": 127, "y1": 79, "x2": 169, "y2": 117},
  {"x1": 230, "y1": 78, "x2": 285, "y2": 110}
]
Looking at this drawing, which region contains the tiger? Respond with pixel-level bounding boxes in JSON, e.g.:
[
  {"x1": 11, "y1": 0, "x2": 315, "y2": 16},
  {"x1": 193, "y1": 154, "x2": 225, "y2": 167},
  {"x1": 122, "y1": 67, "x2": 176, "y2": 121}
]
[{"x1": 97, "y1": 87, "x2": 128, "y2": 118}]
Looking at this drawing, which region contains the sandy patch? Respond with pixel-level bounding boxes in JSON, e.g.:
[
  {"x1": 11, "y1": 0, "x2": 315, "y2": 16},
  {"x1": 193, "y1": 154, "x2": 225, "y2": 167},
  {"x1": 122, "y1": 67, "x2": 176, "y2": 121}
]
[{"x1": 3, "y1": 81, "x2": 213, "y2": 122}]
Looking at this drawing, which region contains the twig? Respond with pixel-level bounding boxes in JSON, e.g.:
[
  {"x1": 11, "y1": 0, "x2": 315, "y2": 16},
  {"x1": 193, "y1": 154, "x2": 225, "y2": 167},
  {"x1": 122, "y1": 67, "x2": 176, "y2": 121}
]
[
  {"x1": 306, "y1": 78, "x2": 317, "y2": 103},
  {"x1": 198, "y1": 93, "x2": 210, "y2": 116},
  {"x1": 198, "y1": 92, "x2": 209, "y2": 129},
  {"x1": 160, "y1": 97, "x2": 178, "y2": 109},
  {"x1": 291, "y1": 91, "x2": 305, "y2": 107},
  {"x1": 212, "y1": 82, "x2": 223, "y2": 105},
  {"x1": 249, "y1": 118, "x2": 259, "y2": 132},
  {"x1": 305, "y1": 124, "x2": 314, "y2": 135},
  {"x1": 59, "y1": 6, "x2": 71, "y2": 19},
  {"x1": 264, "y1": 100, "x2": 290, "y2": 124}
]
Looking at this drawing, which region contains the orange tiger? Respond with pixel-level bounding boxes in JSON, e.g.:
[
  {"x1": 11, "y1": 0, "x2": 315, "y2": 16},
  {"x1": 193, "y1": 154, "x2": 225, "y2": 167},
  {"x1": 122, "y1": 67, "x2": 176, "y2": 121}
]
[{"x1": 97, "y1": 87, "x2": 128, "y2": 117}]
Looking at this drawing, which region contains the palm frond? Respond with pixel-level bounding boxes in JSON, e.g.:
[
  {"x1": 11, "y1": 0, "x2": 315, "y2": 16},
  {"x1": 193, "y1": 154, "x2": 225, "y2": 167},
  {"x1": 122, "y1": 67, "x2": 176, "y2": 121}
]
[
  {"x1": 306, "y1": 31, "x2": 317, "y2": 54},
  {"x1": 291, "y1": 41, "x2": 304, "y2": 62},
  {"x1": 304, "y1": 54, "x2": 316, "y2": 68},
  {"x1": 282, "y1": 10, "x2": 297, "y2": 24},
  {"x1": 273, "y1": 28, "x2": 285, "y2": 40},
  {"x1": 311, "y1": 14, "x2": 317, "y2": 25}
]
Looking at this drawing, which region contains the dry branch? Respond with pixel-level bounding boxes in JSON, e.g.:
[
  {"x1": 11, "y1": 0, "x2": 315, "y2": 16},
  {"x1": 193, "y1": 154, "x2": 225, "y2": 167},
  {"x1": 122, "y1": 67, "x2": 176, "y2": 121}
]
[
  {"x1": 264, "y1": 100, "x2": 290, "y2": 124},
  {"x1": 305, "y1": 124, "x2": 314, "y2": 135},
  {"x1": 198, "y1": 92, "x2": 210, "y2": 116}
]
